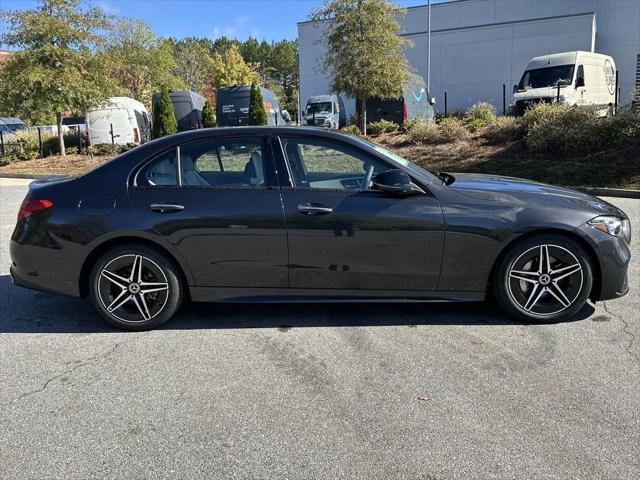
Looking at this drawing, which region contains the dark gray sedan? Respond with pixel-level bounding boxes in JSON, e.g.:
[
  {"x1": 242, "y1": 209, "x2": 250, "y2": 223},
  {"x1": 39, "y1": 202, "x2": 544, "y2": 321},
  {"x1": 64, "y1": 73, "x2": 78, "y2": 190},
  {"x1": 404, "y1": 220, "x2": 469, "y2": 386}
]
[{"x1": 10, "y1": 127, "x2": 631, "y2": 330}]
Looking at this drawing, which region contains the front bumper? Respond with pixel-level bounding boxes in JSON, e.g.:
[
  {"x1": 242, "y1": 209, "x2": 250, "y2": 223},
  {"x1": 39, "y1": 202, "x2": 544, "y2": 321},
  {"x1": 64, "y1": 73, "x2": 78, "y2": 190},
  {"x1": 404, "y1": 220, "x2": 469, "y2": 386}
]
[{"x1": 577, "y1": 224, "x2": 631, "y2": 301}]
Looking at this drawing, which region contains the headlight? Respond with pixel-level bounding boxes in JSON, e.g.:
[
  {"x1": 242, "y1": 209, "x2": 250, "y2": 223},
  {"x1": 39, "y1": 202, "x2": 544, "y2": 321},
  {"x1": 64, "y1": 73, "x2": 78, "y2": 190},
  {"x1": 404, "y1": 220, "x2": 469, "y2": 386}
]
[{"x1": 588, "y1": 216, "x2": 626, "y2": 237}]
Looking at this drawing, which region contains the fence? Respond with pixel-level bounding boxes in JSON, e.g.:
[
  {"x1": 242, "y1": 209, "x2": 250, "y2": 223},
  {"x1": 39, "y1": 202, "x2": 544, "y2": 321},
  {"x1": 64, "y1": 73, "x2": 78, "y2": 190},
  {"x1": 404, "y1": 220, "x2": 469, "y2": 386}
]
[{"x1": 0, "y1": 126, "x2": 86, "y2": 159}]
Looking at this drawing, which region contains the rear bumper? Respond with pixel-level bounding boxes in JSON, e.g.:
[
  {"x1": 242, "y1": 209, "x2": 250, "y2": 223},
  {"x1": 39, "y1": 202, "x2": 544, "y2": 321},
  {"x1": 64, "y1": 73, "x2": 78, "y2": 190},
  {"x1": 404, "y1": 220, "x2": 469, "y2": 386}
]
[{"x1": 9, "y1": 240, "x2": 81, "y2": 297}]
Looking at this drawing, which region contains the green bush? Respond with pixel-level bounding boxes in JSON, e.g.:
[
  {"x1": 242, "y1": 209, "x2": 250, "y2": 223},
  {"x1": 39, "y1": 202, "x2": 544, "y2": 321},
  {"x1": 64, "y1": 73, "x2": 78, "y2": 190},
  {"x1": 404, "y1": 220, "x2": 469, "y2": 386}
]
[
  {"x1": 438, "y1": 117, "x2": 471, "y2": 143},
  {"x1": 464, "y1": 101, "x2": 496, "y2": 131},
  {"x1": 368, "y1": 119, "x2": 399, "y2": 135},
  {"x1": 484, "y1": 116, "x2": 522, "y2": 143},
  {"x1": 407, "y1": 119, "x2": 440, "y2": 144},
  {"x1": 341, "y1": 124, "x2": 363, "y2": 136},
  {"x1": 202, "y1": 100, "x2": 216, "y2": 128},
  {"x1": 153, "y1": 86, "x2": 178, "y2": 138},
  {"x1": 248, "y1": 83, "x2": 267, "y2": 125},
  {"x1": 4, "y1": 129, "x2": 41, "y2": 160},
  {"x1": 90, "y1": 144, "x2": 119, "y2": 156}
]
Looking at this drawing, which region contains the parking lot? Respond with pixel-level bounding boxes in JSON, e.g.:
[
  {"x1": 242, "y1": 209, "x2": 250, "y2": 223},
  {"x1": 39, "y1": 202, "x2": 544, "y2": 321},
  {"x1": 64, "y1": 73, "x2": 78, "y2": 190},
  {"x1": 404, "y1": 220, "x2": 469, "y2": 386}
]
[{"x1": 0, "y1": 177, "x2": 638, "y2": 479}]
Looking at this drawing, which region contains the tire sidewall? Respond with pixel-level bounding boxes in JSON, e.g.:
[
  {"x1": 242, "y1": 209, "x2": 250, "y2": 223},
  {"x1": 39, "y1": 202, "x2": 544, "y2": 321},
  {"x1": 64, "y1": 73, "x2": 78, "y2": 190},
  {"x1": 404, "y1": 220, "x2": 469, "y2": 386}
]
[
  {"x1": 89, "y1": 244, "x2": 183, "y2": 331},
  {"x1": 494, "y1": 234, "x2": 593, "y2": 323}
]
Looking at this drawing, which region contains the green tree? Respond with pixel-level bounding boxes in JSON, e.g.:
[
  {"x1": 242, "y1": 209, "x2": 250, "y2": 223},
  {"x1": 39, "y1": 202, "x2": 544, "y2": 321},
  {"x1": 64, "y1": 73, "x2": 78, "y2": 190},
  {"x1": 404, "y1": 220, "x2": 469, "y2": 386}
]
[
  {"x1": 152, "y1": 86, "x2": 178, "y2": 138},
  {"x1": 172, "y1": 38, "x2": 215, "y2": 99},
  {"x1": 202, "y1": 101, "x2": 216, "y2": 128},
  {"x1": 103, "y1": 19, "x2": 184, "y2": 106},
  {"x1": 311, "y1": 0, "x2": 410, "y2": 134},
  {"x1": 248, "y1": 83, "x2": 267, "y2": 125},
  {"x1": 264, "y1": 40, "x2": 299, "y2": 119},
  {"x1": 211, "y1": 44, "x2": 260, "y2": 90},
  {"x1": 0, "y1": 0, "x2": 116, "y2": 155}
]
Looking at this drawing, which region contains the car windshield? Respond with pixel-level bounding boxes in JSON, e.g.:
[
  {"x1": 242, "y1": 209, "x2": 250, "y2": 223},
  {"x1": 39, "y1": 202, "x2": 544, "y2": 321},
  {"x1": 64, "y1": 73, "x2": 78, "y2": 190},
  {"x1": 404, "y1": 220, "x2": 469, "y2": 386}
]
[
  {"x1": 305, "y1": 102, "x2": 332, "y2": 115},
  {"x1": 518, "y1": 65, "x2": 575, "y2": 90},
  {"x1": 349, "y1": 135, "x2": 440, "y2": 184}
]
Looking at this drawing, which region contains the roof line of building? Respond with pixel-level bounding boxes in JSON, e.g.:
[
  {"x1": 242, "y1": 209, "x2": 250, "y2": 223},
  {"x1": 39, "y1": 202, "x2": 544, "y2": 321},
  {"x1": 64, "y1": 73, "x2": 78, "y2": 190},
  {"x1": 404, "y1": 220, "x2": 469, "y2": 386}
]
[{"x1": 400, "y1": 11, "x2": 595, "y2": 37}]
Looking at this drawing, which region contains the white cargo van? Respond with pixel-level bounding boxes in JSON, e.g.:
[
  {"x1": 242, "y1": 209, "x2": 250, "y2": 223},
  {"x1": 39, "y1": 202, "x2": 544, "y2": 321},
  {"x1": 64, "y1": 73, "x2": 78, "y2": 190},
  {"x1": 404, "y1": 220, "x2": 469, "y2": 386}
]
[
  {"x1": 87, "y1": 97, "x2": 151, "y2": 146},
  {"x1": 511, "y1": 51, "x2": 616, "y2": 116}
]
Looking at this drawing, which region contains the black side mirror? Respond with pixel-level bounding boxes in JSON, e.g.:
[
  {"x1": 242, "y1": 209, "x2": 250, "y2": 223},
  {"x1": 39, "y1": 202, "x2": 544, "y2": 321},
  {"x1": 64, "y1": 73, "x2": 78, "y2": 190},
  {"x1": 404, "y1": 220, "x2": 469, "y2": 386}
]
[
  {"x1": 575, "y1": 77, "x2": 585, "y2": 88},
  {"x1": 372, "y1": 169, "x2": 424, "y2": 195},
  {"x1": 513, "y1": 84, "x2": 518, "y2": 94}
]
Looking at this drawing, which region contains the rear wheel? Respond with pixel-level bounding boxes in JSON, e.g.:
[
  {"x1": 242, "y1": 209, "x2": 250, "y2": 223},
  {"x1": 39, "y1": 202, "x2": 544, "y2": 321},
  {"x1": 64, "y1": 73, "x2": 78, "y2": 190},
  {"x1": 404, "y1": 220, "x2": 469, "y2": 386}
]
[
  {"x1": 493, "y1": 234, "x2": 593, "y2": 322},
  {"x1": 89, "y1": 244, "x2": 183, "y2": 330}
]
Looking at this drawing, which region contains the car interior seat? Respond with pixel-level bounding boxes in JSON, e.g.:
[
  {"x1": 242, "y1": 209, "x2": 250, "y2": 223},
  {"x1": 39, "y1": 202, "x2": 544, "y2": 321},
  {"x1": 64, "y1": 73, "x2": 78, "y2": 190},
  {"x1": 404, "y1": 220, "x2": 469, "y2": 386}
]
[
  {"x1": 180, "y1": 154, "x2": 209, "y2": 186},
  {"x1": 243, "y1": 150, "x2": 264, "y2": 186}
]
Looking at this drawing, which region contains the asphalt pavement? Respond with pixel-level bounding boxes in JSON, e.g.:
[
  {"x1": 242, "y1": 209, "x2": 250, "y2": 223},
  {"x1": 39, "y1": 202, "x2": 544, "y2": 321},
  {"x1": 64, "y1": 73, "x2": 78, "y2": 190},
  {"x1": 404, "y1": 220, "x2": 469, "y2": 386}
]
[{"x1": 1, "y1": 177, "x2": 639, "y2": 480}]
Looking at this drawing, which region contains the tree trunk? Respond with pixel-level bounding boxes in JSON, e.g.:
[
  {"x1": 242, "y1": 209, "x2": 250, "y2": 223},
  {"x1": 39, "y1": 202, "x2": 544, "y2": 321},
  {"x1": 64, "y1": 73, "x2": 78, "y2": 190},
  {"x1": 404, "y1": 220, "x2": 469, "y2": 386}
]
[
  {"x1": 359, "y1": 96, "x2": 367, "y2": 135},
  {"x1": 56, "y1": 112, "x2": 66, "y2": 157}
]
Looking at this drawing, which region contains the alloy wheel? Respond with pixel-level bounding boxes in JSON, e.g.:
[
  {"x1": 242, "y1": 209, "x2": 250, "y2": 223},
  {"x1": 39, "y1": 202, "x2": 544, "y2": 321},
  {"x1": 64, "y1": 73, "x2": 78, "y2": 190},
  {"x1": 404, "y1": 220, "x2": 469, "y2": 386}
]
[
  {"x1": 507, "y1": 244, "x2": 584, "y2": 317},
  {"x1": 97, "y1": 254, "x2": 170, "y2": 323}
]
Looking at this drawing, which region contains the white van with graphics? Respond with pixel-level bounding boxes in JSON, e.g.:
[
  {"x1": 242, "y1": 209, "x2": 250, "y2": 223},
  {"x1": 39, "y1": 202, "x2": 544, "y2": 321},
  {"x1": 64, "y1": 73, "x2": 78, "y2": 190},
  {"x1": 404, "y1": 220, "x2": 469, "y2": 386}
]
[{"x1": 512, "y1": 51, "x2": 616, "y2": 116}]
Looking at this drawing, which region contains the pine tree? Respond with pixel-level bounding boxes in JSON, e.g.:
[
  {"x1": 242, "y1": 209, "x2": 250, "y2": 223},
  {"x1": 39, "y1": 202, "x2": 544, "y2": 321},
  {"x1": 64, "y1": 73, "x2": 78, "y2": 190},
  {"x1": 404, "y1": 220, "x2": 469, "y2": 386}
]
[
  {"x1": 153, "y1": 87, "x2": 178, "y2": 138},
  {"x1": 202, "y1": 101, "x2": 216, "y2": 128},
  {"x1": 248, "y1": 83, "x2": 267, "y2": 125}
]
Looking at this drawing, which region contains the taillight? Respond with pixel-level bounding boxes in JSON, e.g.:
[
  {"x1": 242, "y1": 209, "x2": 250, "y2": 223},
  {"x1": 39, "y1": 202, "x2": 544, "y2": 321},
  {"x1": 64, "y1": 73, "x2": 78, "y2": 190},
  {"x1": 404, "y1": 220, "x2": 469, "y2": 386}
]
[
  {"x1": 402, "y1": 101, "x2": 408, "y2": 121},
  {"x1": 18, "y1": 198, "x2": 53, "y2": 220},
  {"x1": 133, "y1": 127, "x2": 140, "y2": 144}
]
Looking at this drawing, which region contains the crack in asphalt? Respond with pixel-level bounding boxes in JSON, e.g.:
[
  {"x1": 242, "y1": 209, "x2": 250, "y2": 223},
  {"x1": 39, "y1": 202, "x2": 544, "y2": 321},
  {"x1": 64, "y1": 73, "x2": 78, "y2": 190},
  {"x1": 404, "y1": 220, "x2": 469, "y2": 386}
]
[
  {"x1": 603, "y1": 301, "x2": 640, "y2": 367},
  {"x1": 0, "y1": 335, "x2": 140, "y2": 407}
]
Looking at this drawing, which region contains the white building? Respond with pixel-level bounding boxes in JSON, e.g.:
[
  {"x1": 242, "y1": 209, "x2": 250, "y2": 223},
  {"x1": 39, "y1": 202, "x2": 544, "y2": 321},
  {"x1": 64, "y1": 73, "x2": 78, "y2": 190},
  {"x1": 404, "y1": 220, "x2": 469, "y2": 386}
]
[{"x1": 298, "y1": 0, "x2": 640, "y2": 118}]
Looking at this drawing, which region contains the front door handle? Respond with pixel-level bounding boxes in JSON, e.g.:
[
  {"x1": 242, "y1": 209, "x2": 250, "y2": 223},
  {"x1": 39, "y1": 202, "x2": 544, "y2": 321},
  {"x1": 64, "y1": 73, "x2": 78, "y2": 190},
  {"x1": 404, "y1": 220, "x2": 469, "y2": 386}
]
[
  {"x1": 150, "y1": 203, "x2": 184, "y2": 213},
  {"x1": 297, "y1": 203, "x2": 333, "y2": 215}
]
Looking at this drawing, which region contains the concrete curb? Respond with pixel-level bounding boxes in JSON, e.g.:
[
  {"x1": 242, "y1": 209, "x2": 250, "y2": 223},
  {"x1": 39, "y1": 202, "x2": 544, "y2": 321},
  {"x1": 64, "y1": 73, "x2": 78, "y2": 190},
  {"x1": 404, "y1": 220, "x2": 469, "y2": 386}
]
[
  {"x1": 0, "y1": 173, "x2": 639, "y2": 199},
  {"x1": 573, "y1": 187, "x2": 640, "y2": 199}
]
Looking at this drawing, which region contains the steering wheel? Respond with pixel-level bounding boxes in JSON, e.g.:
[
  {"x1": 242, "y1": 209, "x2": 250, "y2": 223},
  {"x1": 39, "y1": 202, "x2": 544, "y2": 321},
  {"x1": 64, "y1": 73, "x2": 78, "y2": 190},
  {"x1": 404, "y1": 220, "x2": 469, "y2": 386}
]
[{"x1": 361, "y1": 165, "x2": 375, "y2": 190}]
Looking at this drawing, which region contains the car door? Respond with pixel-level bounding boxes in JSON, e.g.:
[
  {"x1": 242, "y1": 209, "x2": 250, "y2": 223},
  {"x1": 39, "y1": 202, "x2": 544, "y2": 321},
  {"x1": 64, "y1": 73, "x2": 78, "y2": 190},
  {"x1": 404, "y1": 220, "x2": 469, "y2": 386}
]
[
  {"x1": 128, "y1": 134, "x2": 288, "y2": 288},
  {"x1": 275, "y1": 135, "x2": 444, "y2": 291}
]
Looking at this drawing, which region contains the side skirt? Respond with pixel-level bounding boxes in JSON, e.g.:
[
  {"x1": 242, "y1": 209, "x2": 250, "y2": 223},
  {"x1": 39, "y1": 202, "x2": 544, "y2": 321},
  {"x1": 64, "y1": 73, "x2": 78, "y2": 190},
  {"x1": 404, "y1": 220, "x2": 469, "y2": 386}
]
[{"x1": 189, "y1": 287, "x2": 485, "y2": 303}]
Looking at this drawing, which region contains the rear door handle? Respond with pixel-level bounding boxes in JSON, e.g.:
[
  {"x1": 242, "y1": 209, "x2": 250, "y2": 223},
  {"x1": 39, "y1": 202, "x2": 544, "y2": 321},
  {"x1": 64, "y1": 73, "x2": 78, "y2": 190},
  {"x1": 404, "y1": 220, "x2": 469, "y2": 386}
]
[
  {"x1": 150, "y1": 203, "x2": 184, "y2": 213},
  {"x1": 297, "y1": 203, "x2": 333, "y2": 215}
]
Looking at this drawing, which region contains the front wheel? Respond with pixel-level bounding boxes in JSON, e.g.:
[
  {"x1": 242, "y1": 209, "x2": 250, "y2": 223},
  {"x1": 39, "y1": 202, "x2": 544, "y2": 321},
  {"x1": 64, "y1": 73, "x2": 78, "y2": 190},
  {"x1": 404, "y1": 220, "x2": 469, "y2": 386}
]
[
  {"x1": 89, "y1": 244, "x2": 183, "y2": 330},
  {"x1": 493, "y1": 234, "x2": 593, "y2": 323}
]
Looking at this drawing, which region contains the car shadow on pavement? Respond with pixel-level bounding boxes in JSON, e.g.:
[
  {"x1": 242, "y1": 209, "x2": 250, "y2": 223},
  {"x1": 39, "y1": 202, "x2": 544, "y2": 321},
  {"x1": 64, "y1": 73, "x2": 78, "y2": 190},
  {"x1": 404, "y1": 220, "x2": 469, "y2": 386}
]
[{"x1": 0, "y1": 275, "x2": 595, "y2": 334}]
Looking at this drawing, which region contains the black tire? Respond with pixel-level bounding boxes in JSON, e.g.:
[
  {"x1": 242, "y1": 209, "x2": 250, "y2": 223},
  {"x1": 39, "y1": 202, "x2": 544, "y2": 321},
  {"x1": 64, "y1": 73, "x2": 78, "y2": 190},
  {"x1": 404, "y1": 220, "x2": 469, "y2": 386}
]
[
  {"x1": 493, "y1": 234, "x2": 593, "y2": 323},
  {"x1": 89, "y1": 243, "x2": 183, "y2": 331}
]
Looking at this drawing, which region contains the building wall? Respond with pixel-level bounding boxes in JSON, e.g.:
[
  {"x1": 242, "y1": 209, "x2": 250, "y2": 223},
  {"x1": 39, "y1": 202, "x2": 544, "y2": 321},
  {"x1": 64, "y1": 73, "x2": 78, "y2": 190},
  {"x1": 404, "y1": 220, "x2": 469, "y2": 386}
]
[{"x1": 298, "y1": 0, "x2": 640, "y2": 118}]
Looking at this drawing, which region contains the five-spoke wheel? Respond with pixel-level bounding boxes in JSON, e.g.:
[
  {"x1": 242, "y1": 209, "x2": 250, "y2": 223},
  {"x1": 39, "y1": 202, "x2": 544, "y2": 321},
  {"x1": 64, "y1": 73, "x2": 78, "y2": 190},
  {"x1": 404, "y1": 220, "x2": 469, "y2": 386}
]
[
  {"x1": 494, "y1": 235, "x2": 593, "y2": 322},
  {"x1": 90, "y1": 244, "x2": 183, "y2": 330}
]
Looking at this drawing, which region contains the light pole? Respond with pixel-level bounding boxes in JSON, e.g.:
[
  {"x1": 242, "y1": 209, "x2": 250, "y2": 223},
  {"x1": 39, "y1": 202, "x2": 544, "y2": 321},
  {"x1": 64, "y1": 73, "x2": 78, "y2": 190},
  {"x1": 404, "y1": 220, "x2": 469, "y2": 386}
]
[{"x1": 427, "y1": 0, "x2": 431, "y2": 93}]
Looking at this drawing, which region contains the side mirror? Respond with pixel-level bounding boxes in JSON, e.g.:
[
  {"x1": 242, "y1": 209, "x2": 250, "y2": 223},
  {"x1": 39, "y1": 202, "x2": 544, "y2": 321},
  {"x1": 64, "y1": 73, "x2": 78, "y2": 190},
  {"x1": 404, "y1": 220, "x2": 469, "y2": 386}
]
[
  {"x1": 282, "y1": 110, "x2": 291, "y2": 122},
  {"x1": 372, "y1": 169, "x2": 424, "y2": 195},
  {"x1": 575, "y1": 77, "x2": 585, "y2": 88},
  {"x1": 430, "y1": 97, "x2": 436, "y2": 105},
  {"x1": 513, "y1": 84, "x2": 518, "y2": 94}
]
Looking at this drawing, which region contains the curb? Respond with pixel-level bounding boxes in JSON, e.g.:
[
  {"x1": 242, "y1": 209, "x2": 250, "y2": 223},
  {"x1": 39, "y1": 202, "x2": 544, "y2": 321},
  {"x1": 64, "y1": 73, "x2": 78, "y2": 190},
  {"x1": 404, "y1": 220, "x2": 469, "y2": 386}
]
[
  {"x1": 573, "y1": 187, "x2": 640, "y2": 199},
  {"x1": 0, "y1": 173, "x2": 66, "y2": 180}
]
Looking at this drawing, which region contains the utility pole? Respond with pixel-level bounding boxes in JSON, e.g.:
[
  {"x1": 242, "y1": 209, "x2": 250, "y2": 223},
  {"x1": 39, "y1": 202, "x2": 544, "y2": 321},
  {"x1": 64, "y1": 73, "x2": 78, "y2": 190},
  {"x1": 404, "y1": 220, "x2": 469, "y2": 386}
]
[{"x1": 427, "y1": 0, "x2": 431, "y2": 93}]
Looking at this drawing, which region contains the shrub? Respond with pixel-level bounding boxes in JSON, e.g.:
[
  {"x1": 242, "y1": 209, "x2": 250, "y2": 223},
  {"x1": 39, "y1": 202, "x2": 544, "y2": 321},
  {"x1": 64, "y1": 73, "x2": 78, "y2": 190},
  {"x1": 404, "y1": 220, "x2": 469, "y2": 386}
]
[
  {"x1": 202, "y1": 100, "x2": 216, "y2": 128},
  {"x1": 65, "y1": 146, "x2": 78, "y2": 155},
  {"x1": 484, "y1": 116, "x2": 522, "y2": 143},
  {"x1": 368, "y1": 119, "x2": 399, "y2": 135},
  {"x1": 153, "y1": 86, "x2": 178, "y2": 138},
  {"x1": 341, "y1": 124, "x2": 363, "y2": 136},
  {"x1": 4, "y1": 129, "x2": 41, "y2": 160},
  {"x1": 90, "y1": 144, "x2": 119, "y2": 156},
  {"x1": 248, "y1": 83, "x2": 267, "y2": 125},
  {"x1": 41, "y1": 133, "x2": 83, "y2": 156},
  {"x1": 407, "y1": 119, "x2": 440, "y2": 144},
  {"x1": 438, "y1": 117, "x2": 471, "y2": 143},
  {"x1": 464, "y1": 101, "x2": 496, "y2": 131}
]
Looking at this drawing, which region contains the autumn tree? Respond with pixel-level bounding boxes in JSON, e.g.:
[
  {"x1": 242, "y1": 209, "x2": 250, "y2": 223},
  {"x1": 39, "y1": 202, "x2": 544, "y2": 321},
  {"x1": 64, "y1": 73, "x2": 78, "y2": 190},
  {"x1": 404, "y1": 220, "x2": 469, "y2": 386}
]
[
  {"x1": 248, "y1": 83, "x2": 267, "y2": 125},
  {"x1": 311, "y1": 0, "x2": 410, "y2": 134},
  {"x1": 103, "y1": 18, "x2": 184, "y2": 105},
  {"x1": 211, "y1": 44, "x2": 260, "y2": 90},
  {"x1": 172, "y1": 38, "x2": 215, "y2": 100},
  {"x1": 0, "y1": 0, "x2": 116, "y2": 155}
]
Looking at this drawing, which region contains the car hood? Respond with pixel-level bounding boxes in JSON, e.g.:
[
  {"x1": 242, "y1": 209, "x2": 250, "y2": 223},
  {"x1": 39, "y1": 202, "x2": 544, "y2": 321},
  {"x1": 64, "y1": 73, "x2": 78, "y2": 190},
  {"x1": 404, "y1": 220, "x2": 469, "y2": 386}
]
[
  {"x1": 447, "y1": 173, "x2": 625, "y2": 217},
  {"x1": 512, "y1": 86, "x2": 568, "y2": 101}
]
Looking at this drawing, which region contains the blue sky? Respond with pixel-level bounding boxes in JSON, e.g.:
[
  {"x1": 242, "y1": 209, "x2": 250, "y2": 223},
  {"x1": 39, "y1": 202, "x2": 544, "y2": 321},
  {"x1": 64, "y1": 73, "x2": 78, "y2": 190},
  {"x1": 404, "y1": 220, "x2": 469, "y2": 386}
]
[{"x1": 0, "y1": 0, "x2": 430, "y2": 44}]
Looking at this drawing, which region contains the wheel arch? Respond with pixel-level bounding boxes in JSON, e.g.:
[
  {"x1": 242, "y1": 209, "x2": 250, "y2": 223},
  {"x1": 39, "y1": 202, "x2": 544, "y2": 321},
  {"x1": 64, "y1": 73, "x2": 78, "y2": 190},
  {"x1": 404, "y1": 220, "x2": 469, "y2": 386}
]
[
  {"x1": 487, "y1": 228, "x2": 602, "y2": 301},
  {"x1": 79, "y1": 236, "x2": 192, "y2": 299}
]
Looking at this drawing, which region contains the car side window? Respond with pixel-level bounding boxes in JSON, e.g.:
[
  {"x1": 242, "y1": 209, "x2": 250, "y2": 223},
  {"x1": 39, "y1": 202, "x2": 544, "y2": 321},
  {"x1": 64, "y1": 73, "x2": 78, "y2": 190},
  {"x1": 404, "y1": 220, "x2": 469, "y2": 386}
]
[
  {"x1": 138, "y1": 149, "x2": 178, "y2": 186},
  {"x1": 180, "y1": 139, "x2": 266, "y2": 187},
  {"x1": 280, "y1": 138, "x2": 388, "y2": 190}
]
